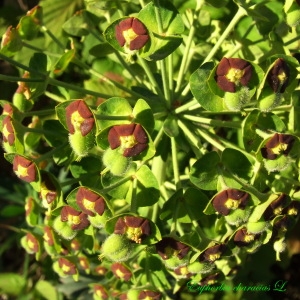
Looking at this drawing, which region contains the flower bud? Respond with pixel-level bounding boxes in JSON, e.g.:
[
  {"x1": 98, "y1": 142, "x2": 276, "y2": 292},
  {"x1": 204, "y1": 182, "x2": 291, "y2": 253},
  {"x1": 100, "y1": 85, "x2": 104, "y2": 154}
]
[
  {"x1": 52, "y1": 215, "x2": 77, "y2": 240},
  {"x1": 1, "y1": 26, "x2": 23, "y2": 55}
]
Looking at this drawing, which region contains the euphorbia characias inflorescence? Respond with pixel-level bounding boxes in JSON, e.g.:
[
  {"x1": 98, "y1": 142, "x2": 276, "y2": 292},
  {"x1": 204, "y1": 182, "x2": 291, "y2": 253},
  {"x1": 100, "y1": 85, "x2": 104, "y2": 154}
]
[{"x1": 1, "y1": 0, "x2": 300, "y2": 299}]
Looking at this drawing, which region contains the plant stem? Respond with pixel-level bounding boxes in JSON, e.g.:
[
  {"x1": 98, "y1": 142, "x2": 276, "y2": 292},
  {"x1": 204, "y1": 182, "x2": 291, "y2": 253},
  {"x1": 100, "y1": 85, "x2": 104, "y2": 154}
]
[
  {"x1": 41, "y1": 25, "x2": 65, "y2": 50},
  {"x1": 175, "y1": 0, "x2": 204, "y2": 93},
  {"x1": 137, "y1": 56, "x2": 165, "y2": 99},
  {"x1": 0, "y1": 74, "x2": 44, "y2": 82},
  {"x1": 202, "y1": 5, "x2": 246, "y2": 64},
  {"x1": 95, "y1": 114, "x2": 132, "y2": 121},
  {"x1": 100, "y1": 176, "x2": 132, "y2": 193},
  {"x1": 181, "y1": 114, "x2": 242, "y2": 128},
  {"x1": 174, "y1": 99, "x2": 200, "y2": 114},
  {"x1": 171, "y1": 137, "x2": 181, "y2": 189},
  {"x1": 131, "y1": 176, "x2": 138, "y2": 213},
  {"x1": 22, "y1": 109, "x2": 56, "y2": 117},
  {"x1": 34, "y1": 142, "x2": 68, "y2": 164}
]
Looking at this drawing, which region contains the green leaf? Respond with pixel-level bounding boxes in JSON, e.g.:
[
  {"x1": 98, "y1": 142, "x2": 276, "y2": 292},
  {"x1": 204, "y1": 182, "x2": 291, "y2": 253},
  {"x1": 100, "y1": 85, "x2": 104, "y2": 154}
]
[
  {"x1": 135, "y1": 165, "x2": 160, "y2": 207},
  {"x1": 0, "y1": 205, "x2": 24, "y2": 217},
  {"x1": 89, "y1": 42, "x2": 114, "y2": 57},
  {"x1": 221, "y1": 148, "x2": 253, "y2": 183},
  {"x1": 34, "y1": 280, "x2": 60, "y2": 300},
  {"x1": 163, "y1": 114, "x2": 179, "y2": 137},
  {"x1": 40, "y1": 0, "x2": 83, "y2": 44},
  {"x1": 0, "y1": 273, "x2": 26, "y2": 296},
  {"x1": 190, "y1": 151, "x2": 221, "y2": 190},
  {"x1": 53, "y1": 49, "x2": 76, "y2": 76},
  {"x1": 43, "y1": 120, "x2": 68, "y2": 147},
  {"x1": 63, "y1": 10, "x2": 100, "y2": 37},
  {"x1": 96, "y1": 97, "x2": 132, "y2": 131},
  {"x1": 190, "y1": 62, "x2": 225, "y2": 112},
  {"x1": 132, "y1": 99, "x2": 155, "y2": 134}
]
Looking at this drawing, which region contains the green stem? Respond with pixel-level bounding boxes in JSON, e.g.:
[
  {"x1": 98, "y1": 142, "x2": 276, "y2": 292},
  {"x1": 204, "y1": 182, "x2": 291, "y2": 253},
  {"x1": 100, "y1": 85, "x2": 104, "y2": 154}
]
[
  {"x1": 137, "y1": 56, "x2": 165, "y2": 99},
  {"x1": 44, "y1": 91, "x2": 67, "y2": 103},
  {"x1": 24, "y1": 127, "x2": 65, "y2": 137},
  {"x1": 177, "y1": 119, "x2": 203, "y2": 157},
  {"x1": 0, "y1": 74, "x2": 44, "y2": 82},
  {"x1": 174, "y1": 99, "x2": 200, "y2": 114},
  {"x1": 100, "y1": 176, "x2": 132, "y2": 193},
  {"x1": 175, "y1": 0, "x2": 204, "y2": 93},
  {"x1": 202, "y1": 5, "x2": 246, "y2": 65},
  {"x1": 171, "y1": 137, "x2": 181, "y2": 189},
  {"x1": 160, "y1": 59, "x2": 171, "y2": 106},
  {"x1": 197, "y1": 129, "x2": 225, "y2": 152},
  {"x1": 41, "y1": 25, "x2": 65, "y2": 50},
  {"x1": 182, "y1": 114, "x2": 242, "y2": 128},
  {"x1": 131, "y1": 177, "x2": 138, "y2": 213}
]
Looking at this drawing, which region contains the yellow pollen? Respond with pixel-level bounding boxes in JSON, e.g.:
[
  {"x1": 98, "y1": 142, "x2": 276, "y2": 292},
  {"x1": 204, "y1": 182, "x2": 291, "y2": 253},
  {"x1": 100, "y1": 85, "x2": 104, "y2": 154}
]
[
  {"x1": 62, "y1": 264, "x2": 70, "y2": 273},
  {"x1": 83, "y1": 198, "x2": 95, "y2": 211},
  {"x1": 43, "y1": 232, "x2": 50, "y2": 242},
  {"x1": 71, "y1": 111, "x2": 85, "y2": 132},
  {"x1": 28, "y1": 239, "x2": 36, "y2": 250},
  {"x1": 209, "y1": 253, "x2": 221, "y2": 261},
  {"x1": 225, "y1": 198, "x2": 240, "y2": 210},
  {"x1": 123, "y1": 28, "x2": 138, "y2": 44},
  {"x1": 244, "y1": 234, "x2": 255, "y2": 243},
  {"x1": 278, "y1": 72, "x2": 287, "y2": 83},
  {"x1": 120, "y1": 135, "x2": 137, "y2": 149},
  {"x1": 288, "y1": 208, "x2": 298, "y2": 215},
  {"x1": 116, "y1": 268, "x2": 125, "y2": 278},
  {"x1": 69, "y1": 215, "x2": 81, "y2": 225},
  {"x1": 273, "y1": 206, "x2": 283, "y2": 215},
  {"x1": 15, "y1": 165, "x2": 29, "y2": 178},
  {"x1": 226, "y1": 68, "x2": 245, "y2": 84},
  {"x1": 271, "y1": 143, "x2": 288, "y2": 155},
  {"x1": 127, "y1": 227, "x2": 143, "y2": 243},
  {"x1": 2, "y1": 124, "x2": 11, "y2": 140}
]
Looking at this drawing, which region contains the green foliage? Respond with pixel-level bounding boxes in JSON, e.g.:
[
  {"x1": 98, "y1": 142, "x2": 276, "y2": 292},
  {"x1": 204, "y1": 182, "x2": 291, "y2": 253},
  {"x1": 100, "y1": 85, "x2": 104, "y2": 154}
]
[{"x1": 1, "y1": 0, "x2": 300, "y2": 299}]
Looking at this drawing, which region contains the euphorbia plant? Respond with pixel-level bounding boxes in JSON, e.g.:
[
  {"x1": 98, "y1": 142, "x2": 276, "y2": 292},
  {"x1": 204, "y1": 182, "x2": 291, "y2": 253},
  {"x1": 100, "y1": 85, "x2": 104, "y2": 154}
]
[{"x1": 1, "y1": 0, "x2": 300, "y2": 299}]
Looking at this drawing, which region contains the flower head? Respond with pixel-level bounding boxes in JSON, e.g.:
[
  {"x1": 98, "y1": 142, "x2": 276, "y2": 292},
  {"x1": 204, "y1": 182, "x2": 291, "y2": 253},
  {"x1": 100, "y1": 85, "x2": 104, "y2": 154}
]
[
  {"x1": 138, "y1": 290, "x2": 161, "y2": 300},
  {"x1": 283, "y1": 200, "x2": 300, "y2": 216},
  {"x1": 76, "y1": 187, "x2": 105, "y2": 217},
  {"x1": 108, "y1": 123, "x2": 148, "y2": 157},
  {"x1": 267, "y1": 58, "x2": 290, "y2": 93},
  {"x1": 263, "y1": 194, "x2": 290, "y2": 221},
  {"x1": 155, "y1": 237, "x2": 190, "y2": 260},
  {"x1": 2, "y1": 116, "x2": 15, "y2": 145},
  {"x1": 60, "y1": 206, "x2": 90, "y2": 230},
  {"x1": 212, "y1": 189, "x2": 249, "y2": 216},
  {"x1": 93, "y1": 285, "x2": 108, "y2": 299},
  {"x1": 40, "y1": 173, "x2": 57, "y2": 206},
  {"x1": 233, "y1": 228, "x2": 260, "y2": 247},
  {"x1": 114, "y1": 216, "x2": 151, "y2": 244},
  {"x1": 261, "y1": 133, "x2": 295, "y2": 160},
  {"x1": 43, "y1": 226, "x2": 55, "y2": 247},
  {"x1": 25, "y1": 232, "x2": 39, "y2": 253},
  {"x1": 66, "y1": 100, "x2": 94, "y2": 136},
  {"x1": 215, "y1": 57, "x2": 252, "y2": 92},
  {"x1": 58, "y1": 257, "x2": 77, "y2": 275},
  {"x1": 199, "y1": 244, "x2": 227, "y2": 263},
  {"x1": 13, "y1": 155, "x2": 37, "y2": 183},
  {"x1": 111, "y1": 262, "x2": 132, "y2": 281},
  {"x1": 115, "y1": 17, "x2": 149, "y2": 52}
]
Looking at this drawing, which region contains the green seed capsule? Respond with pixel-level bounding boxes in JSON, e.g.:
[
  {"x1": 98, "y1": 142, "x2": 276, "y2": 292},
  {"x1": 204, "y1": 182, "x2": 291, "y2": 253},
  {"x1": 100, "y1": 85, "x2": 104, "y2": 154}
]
[
  {"x1": 69, "y1": 130, "x2": 95, "y2": 158},
  {"x1": 52, "y1": 215, "x2": 77, "y2": 240},
  {"x1": 101, "y1": 234, "x2": 132, "y2": 262}
]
